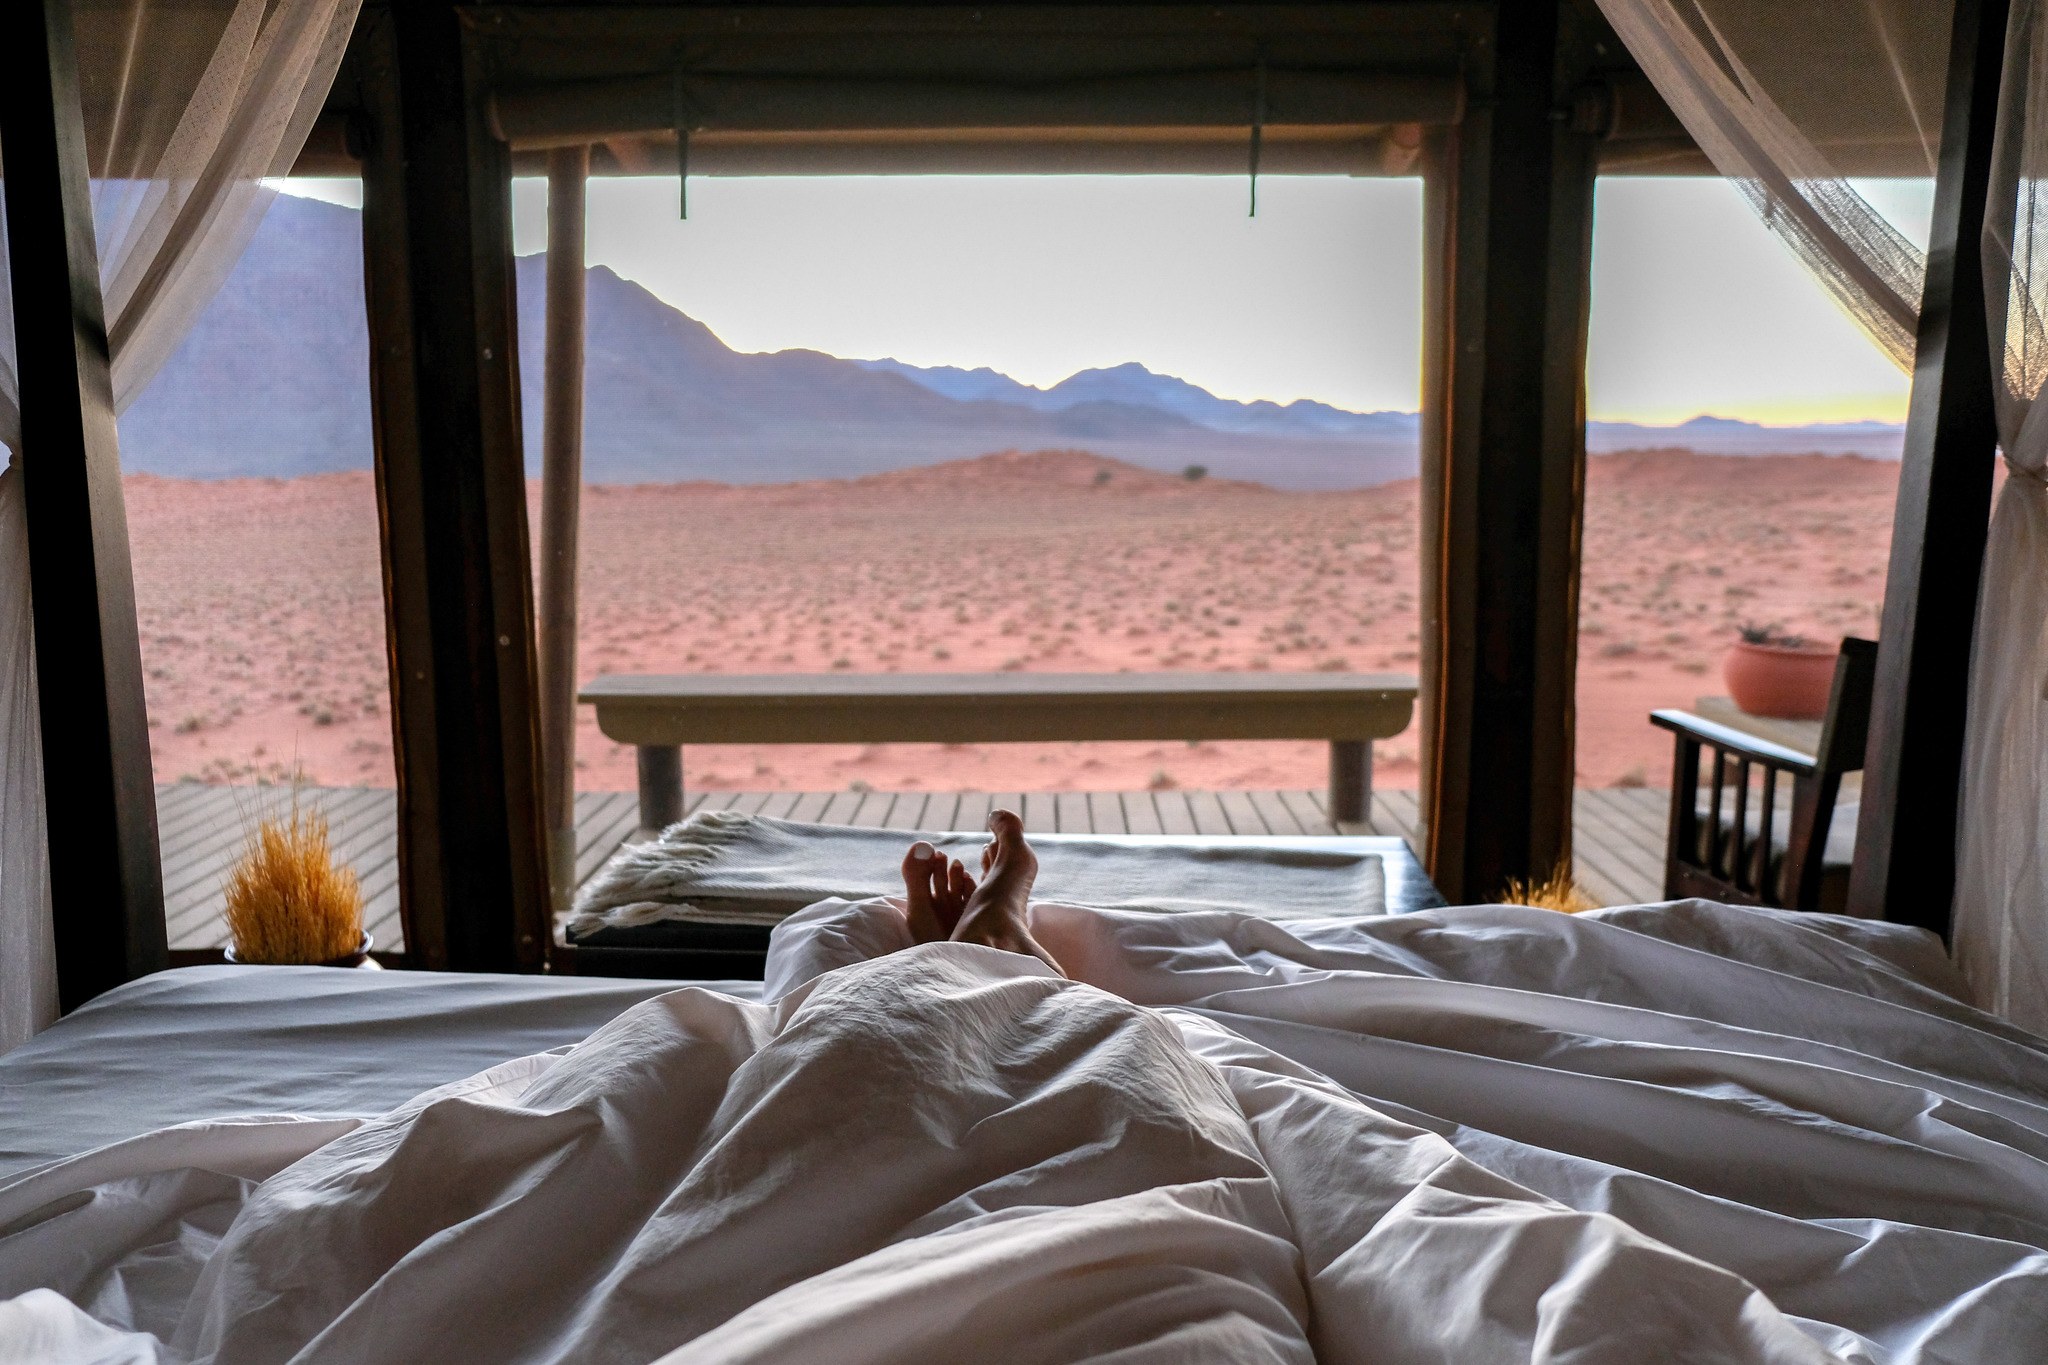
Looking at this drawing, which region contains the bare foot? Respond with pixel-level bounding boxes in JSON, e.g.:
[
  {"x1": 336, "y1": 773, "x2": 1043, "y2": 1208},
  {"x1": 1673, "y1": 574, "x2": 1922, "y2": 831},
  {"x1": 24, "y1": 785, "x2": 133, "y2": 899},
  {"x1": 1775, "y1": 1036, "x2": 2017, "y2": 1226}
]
[
  {"x1": 900, "y1": 840, "x2": 975, "y2": 943},
  {"x1": 951, "y1": 811, "x2": 1064, "y2": 975}
]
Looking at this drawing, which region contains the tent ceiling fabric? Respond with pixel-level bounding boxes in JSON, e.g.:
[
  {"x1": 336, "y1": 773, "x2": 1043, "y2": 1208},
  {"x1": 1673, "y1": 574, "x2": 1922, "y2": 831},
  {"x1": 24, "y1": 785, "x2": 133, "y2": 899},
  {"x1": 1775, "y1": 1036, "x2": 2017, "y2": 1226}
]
[
  {"x1": 464, "y1": 1, "x2": 1468, "y2": 175},
  {"x1": 1659, "y1": 0, "x2": 1951, "y2": 178},
  {"x1": 287, "y1": 3, "x2": 1958, "y2": 179}
]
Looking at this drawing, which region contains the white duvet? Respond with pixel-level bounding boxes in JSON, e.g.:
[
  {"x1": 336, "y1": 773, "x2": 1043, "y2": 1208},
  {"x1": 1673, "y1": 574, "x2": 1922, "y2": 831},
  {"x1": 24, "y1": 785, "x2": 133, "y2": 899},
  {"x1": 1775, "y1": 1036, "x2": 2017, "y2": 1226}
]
[{"x1": 4, "y1": 897, "x2": 2046, "y2": 1363}]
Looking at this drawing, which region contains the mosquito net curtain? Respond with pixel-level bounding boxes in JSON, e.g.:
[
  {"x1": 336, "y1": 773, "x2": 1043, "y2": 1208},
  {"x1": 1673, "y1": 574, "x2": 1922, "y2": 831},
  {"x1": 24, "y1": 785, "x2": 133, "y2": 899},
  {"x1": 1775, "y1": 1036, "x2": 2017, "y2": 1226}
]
[
  {"x1": 0, "y1": 0, "x2": 358, "y2": 1051},
  {"x1": 1593, "y1": 0, "x2": 1946, "y2": 370},
  {"x1": 1599, "y1": 1, "x2": 2048, "y2": 1027},
  {"x1": 1961, "y1": 0, "x2": 2048, "y2": 1034}
]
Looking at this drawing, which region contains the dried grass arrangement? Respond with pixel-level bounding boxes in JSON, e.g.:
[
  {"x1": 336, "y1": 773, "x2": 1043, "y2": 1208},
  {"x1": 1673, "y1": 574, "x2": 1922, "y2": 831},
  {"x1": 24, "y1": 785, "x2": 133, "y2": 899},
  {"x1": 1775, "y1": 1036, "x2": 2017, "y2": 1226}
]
[
  {"x1": 1500, "y1": 861, "x2": 1597, "y2": 914},
  {"x1": 223, "y1": 791, "x2": 365, "y2": 964}
]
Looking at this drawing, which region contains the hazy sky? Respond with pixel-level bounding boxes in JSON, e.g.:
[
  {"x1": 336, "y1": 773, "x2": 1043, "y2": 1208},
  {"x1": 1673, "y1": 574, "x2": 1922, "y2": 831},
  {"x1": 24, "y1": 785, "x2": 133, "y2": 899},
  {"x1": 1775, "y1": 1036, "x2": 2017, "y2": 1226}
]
[{"x1": 286, "y1": 173, "x2": 1933, "y2": 424}]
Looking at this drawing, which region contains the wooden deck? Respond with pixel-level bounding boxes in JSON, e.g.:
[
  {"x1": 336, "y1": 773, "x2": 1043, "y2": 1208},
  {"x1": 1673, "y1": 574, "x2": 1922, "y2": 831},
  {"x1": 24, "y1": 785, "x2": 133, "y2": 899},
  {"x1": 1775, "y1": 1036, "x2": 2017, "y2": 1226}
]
[{"x1": 155, "y1": 783, "x2": 1673, "y2": 954}]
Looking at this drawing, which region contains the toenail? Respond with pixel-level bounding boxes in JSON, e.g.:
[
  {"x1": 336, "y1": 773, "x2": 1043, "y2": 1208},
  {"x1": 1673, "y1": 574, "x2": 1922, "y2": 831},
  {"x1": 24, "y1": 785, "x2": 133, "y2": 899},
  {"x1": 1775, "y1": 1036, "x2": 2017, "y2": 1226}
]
[{"x1": 909, "y1": 841, "x2": 934, "y2": 861}]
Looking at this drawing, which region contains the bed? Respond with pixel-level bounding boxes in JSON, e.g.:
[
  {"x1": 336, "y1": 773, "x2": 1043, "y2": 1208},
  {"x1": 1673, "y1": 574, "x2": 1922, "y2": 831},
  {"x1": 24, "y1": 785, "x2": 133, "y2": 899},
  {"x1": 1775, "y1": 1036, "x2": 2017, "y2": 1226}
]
[
  {"x1": 4, "y1": 843, "x2": 2046, "y2": 1362},
  {"x1": 0, "y1": 966, "x2": 758, "y2": 1181}
]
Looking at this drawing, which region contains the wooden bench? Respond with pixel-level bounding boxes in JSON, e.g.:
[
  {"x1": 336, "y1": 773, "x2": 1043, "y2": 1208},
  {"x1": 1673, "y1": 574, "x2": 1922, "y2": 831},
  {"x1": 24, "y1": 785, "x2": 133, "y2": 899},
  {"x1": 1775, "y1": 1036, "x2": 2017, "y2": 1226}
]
[{"x1": 581, "y1": 671, "x2": 1419, "y2": 833}]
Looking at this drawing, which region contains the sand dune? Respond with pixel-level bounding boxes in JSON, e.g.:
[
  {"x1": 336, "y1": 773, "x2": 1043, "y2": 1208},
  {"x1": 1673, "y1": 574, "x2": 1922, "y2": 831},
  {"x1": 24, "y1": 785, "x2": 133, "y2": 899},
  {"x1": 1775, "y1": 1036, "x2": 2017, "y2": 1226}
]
[{"x1": 125, "y1": 447, "x2": 1894, "y2": 796}]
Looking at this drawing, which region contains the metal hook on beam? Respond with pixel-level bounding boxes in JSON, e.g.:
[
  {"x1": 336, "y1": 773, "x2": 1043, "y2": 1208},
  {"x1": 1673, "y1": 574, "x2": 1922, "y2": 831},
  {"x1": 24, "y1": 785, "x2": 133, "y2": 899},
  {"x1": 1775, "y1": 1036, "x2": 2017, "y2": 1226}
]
[
  {"x1": 672, "y1": 68, "x2": 691, "y2": 219},
  {"x1": 1249, "y1": 58, "x2": 1267, "y2": 217}
]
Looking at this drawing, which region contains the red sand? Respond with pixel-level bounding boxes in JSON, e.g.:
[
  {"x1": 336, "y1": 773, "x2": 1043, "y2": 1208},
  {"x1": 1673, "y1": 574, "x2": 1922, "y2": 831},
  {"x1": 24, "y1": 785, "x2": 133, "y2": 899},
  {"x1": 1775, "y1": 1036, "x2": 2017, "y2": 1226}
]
[{"x1": 124, "y1": 447, "x2": 1895, "y2": 795}]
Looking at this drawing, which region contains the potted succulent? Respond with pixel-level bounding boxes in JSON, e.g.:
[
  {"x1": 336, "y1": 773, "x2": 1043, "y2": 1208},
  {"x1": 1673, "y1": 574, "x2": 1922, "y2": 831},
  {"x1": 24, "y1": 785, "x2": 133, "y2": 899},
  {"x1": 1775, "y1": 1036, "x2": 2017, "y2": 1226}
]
[
  {"x1": 1723, "y1": 624, "x2": 1836, "y2": 720},
  {"x1": 222, "y1": 792, "x2": 375, "y2": 967}
]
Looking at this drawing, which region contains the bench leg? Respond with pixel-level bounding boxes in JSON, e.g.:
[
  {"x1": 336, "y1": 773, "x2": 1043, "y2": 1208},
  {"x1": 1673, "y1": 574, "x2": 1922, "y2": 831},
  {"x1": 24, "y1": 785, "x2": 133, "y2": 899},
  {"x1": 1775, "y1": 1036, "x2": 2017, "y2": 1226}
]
[
  {"x1": 637, "y1": 745, "x2": 684, "y2": 833},
  {"x1": 1328, "y1": 740, "x2": 1372, "y2": 826}
]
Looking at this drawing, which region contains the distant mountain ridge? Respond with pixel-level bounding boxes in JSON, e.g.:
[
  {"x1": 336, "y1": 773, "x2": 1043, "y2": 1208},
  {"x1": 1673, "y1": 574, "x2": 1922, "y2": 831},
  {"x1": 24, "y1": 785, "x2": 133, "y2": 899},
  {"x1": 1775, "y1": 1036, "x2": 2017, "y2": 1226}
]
[
  {"x1": 851, "y1": 357, "x2": 1418, "y2": 441},
  {"x1": 115, "y1": 194, "x2": 1905, "y2": 487}
]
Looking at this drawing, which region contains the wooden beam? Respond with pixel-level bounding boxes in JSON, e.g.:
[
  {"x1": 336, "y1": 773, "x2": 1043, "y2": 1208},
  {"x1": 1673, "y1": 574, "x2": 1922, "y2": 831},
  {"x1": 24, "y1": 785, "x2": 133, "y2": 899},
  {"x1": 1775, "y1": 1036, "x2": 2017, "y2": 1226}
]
[
  {"x1": 2, "y1": 0, "x2": 167, "y2": 1010},
  {"x1": 489, "y1": 69, "x2": 1462, "y2": 146},
  {"x1": 1848, "y1": 0, "x2": 2009, "y2": 933},
  {"x1": 358, "y1": 4, "x2": 550, "y2": 972},
  {"x1": 1415, "y1": 127, "x2": 1450, "y2": 857},
  {"x1": 1423, "y1": 1, "x2": 1598, "y2": 904},
  {"x1": 539, "y1": 145, "x2": 588, "y2": 913}
]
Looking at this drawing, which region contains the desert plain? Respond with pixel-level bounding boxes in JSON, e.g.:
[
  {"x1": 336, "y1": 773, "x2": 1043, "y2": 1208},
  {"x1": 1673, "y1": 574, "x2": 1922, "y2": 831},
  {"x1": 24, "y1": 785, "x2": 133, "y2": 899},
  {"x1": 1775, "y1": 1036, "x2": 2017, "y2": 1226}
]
[{"x1": 125, "y1": 446, "x2": 1896, "y2": 797}]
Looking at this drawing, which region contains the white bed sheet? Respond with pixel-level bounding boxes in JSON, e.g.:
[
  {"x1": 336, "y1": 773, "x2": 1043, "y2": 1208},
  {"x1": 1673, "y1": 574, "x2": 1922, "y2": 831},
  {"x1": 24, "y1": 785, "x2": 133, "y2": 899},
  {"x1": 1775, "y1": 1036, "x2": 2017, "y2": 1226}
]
[
  {"x1": 3, "y1": 899, "x2": 2045, "y2": 1364},
  {"x1": 0, "y1": 966, "x2": 756, "y2": 1180}
]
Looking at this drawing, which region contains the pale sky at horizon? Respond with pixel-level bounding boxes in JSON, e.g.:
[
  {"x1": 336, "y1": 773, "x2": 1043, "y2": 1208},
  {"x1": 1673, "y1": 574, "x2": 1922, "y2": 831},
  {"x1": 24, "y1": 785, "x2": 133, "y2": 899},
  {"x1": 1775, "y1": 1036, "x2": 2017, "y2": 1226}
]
[{"x1": 283, "y1": 173, "x2": 1934, "y2": 425}]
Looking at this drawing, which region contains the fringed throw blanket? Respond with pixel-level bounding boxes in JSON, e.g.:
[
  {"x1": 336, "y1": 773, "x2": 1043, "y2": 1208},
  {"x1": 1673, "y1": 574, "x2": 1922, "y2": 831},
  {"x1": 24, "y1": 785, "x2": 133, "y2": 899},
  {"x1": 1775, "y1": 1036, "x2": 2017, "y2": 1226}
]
[{"x1": 566, "y1": 811, "x2": 1385, "y2": 938}]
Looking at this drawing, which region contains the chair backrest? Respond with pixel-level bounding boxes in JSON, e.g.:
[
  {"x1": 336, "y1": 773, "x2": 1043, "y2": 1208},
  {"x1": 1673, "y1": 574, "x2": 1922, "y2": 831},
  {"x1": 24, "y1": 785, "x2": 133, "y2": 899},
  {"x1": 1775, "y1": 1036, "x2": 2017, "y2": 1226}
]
[
  {"x1": 1811, "y1": 637, "x2": 1879, "y2": 782},
  {"x1": 1783, "y1": 636, "x2": 1878, "y2": 906}
]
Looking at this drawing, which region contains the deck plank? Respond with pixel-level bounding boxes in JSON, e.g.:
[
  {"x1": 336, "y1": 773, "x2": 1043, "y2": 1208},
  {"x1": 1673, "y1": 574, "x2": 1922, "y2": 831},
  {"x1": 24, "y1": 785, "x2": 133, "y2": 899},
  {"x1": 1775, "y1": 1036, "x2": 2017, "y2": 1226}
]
[
  {"x1": 1582, "y1": 794, "x2": 1669, "y2": 886},
  {"x1": 1606, "y1": 786, "x2": 1675, "y2": 846},
  {"x1": 950, "y1": 792, "x2": 992, "y2": 832},
  {"x1": 1018, "y1": 792, "x2": 1057, "y2": 835},
  {"x1": 1184, "y1": 791, "x2": 1232, "y2": 835},
  {"x1": 155, "y1": 788, "x2": 273, "y2": 873},
  {"x1": 917, "y1": 791, "x2": 958, "y2": 833},
  {"x1": 1153, "y1": 790, "x2": 1198, "y2": 834},
  {"x1": 847, "y1": 789, "x2": 892, "y2": 827},
  {"x1": 1246, "y1": 790, "x2": 1306, "y2": 837},
  {"x1": 573, "y1": 798, "x2": 644, "y2": 886},
  {"x1": 787, "y1": 791, "x2": 834, "y2": 822},
  {"x1": 1119, "y1": 791, "x2": 1165, "y2": 835},
  {"x1": 1274, "y1": 789, "x2": 1333, "y2": 836},
  {"x1": 1214, "y1": 789, "x2": 1268, "y2": 836},
  {"x1": 755, "y1": 791, "x2": 804, "y2": 820},
  {"x1": 1366, "y1": 788, "x2": 1422, "y2": 843},
  {"x1": 1087, "y1": 792, "x2": 1128, "y2": 836},
  {"x1": 1055, "y1": 792, "x2": 1092, "y2": 834},
  {"x1": 152, "y1": 788, "x2": 243, "y2": 855},
  {"x1": 880, "y1": 792, "x2": 929, "y2": 831}
]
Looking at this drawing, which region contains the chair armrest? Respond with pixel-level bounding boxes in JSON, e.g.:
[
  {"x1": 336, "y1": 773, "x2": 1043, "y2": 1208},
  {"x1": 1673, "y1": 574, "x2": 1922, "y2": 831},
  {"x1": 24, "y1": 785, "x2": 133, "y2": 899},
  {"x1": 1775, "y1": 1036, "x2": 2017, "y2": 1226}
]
[{"x1": 1650, "y1": 710, "x2": 1817, "y2": 774}]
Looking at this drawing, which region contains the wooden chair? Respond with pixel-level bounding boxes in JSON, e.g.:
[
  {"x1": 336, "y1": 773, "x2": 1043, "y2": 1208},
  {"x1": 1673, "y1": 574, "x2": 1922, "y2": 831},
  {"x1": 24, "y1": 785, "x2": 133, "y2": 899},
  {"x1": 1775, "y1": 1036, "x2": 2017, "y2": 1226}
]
[{"x1": 1649, "y1": 637, "x2": 1877, "y2": 914}]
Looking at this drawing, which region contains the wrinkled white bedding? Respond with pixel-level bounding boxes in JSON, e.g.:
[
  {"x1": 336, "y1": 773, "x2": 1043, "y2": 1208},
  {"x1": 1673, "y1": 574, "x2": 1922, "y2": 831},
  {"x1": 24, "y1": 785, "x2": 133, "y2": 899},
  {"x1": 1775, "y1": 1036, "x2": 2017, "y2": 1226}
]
[{"x1": 3, "y1": 897, "x2": 2045, "y2": 1363}]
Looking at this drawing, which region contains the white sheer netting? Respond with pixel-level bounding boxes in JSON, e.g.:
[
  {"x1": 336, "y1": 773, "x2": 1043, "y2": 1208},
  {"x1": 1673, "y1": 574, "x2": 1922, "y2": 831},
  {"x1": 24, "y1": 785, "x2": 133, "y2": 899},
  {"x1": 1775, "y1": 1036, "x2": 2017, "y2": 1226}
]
[
  {"x1": 0, "y1": 0, "x2": 359, "y2": 1051},
  {"x1": 1958, "y1": 0, "x2": 2048, "y2": 1034},
  {"x1": 0, "y1": 466, "x2": 54, "y2": 1048},
  {"x1": 1595, "y1": 0, "x2": 1948, "y2": 371}
]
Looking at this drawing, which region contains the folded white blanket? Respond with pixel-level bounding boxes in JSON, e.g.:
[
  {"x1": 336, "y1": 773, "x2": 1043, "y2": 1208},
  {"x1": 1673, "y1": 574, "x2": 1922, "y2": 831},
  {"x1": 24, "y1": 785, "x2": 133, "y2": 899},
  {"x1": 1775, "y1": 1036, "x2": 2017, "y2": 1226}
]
[{"x1": 566, "y1": 810, "x2": 1385, "y2": 936}]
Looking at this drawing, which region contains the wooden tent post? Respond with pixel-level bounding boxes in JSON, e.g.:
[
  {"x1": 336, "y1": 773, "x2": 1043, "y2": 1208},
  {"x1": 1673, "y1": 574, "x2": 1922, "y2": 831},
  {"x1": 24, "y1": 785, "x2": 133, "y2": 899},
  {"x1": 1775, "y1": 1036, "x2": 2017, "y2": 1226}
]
[
  {"x1": 359, "y1": 4, "x2": 550, "y2": 971},
  {"x1": 1423, "y1": 1, "x2": 1599, "y2": 904},
  {"x1": 2, "y1": 0, "x2": 167, "y2": 1009},
  {"x1": 539, "y1": 145, "x2": 588, "y2": 912},
  {"x1": 1848, "y1": 0, "x2": 2008, "y2": 932}
]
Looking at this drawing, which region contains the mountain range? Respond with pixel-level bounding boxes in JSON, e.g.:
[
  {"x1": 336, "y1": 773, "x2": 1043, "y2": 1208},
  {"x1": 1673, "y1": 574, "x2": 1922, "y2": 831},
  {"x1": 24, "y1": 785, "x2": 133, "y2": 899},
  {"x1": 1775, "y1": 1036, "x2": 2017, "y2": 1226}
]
[{"x1": 115, "y1": 194, "x2": 1905, "y2": 489}]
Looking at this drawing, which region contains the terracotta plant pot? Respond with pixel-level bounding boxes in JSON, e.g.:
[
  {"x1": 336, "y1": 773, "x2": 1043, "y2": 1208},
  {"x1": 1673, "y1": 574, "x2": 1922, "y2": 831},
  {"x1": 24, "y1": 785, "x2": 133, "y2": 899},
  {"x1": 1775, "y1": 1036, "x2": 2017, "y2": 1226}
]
[
  {"x1": 1723, "y1": 640, "x2": 1836, "y2": 719},
  {"x1": 225, "y1": 932, "x2": 378, "y2": 969}
]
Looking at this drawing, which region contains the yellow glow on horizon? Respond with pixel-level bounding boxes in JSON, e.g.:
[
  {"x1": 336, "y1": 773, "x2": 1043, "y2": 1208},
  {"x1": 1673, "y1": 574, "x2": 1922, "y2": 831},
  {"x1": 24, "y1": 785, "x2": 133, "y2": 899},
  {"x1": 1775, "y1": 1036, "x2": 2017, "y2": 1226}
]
[{"x1": 1590, "y1": 393, "x2": 1910, "y2": 427}]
